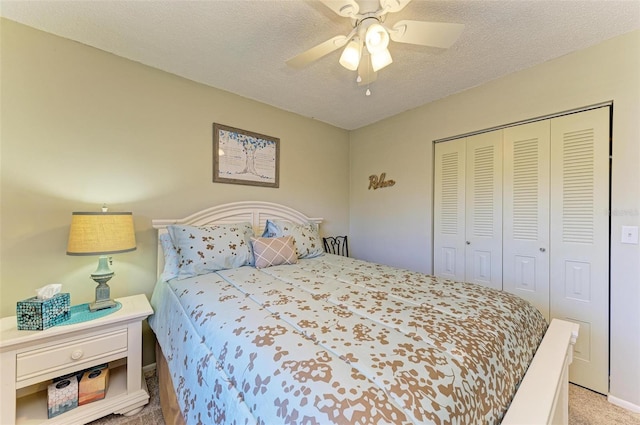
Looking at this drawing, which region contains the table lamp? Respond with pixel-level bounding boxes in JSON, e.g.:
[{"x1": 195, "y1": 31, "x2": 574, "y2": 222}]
[{"x1": 66, "y1": 208, "x2": 136, "y2": 311}]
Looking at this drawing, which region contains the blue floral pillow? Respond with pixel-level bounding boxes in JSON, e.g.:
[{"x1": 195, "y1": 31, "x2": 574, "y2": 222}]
[
  {"x1": 262, "y1": 219, "x2": 324, "y2": 259},
  {"x1": 167, "y1": 222, "x2": 254, "y2": 279},
  {"x1": 159, "y1": 233, "x2": 180, "y2": 281}
]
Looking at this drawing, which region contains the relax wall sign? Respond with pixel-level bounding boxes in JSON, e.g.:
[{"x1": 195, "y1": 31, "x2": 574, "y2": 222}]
[{"x1": 368, "y1": 173, "x2": 396, "y2": 190}]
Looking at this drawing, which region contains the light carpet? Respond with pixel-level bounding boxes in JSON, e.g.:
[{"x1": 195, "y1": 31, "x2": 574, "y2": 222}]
[
  {"x1": 89, "y1": 371, "x2": 640, "y2": 425},
  {"x1": 569, "y1": 384, "x2": 640, "y2": 425}
]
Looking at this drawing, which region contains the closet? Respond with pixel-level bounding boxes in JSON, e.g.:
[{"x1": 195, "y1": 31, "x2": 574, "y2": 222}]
[
  {"x1": 433, "y1": 130, "x2": 504, "y2": 290},
  {"x1": 433, "y1": 106, "x2": 610, "y2": 394}
]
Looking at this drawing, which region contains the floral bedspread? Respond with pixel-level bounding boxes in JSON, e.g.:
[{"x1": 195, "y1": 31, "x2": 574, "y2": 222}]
[{"x1": 149, "y1": 254, "x2": 547, "y2": 425}]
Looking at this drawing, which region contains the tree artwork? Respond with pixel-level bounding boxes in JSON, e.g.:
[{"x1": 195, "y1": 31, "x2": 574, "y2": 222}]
[{"x1": 213, "y1": 123, "x2": 280, "y2": 188}]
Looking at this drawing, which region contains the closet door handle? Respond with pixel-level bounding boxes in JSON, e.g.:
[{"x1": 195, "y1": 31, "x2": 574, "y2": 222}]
[
  {"x1": 466, "y1": 241, "x2": 471, "y2": 245},
  {"x1": 540, "y1": 247, "x2": 546, "y2": 252}
]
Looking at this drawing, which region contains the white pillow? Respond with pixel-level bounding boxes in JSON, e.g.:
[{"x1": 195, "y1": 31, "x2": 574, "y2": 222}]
[
  {"x1": 262, "y1": 219, "x2": 324, "y2": 259},
  {"x1": 167, "y1": 223, "x2": 254, "y2": 279}
]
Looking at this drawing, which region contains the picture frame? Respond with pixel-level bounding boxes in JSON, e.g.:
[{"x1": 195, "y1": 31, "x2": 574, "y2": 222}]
[{"x1": 213, "y1": 123, "x2": 280, "y2": 188}]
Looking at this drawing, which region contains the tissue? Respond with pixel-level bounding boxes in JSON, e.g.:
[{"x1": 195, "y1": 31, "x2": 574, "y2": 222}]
[{"x1": 36, "y1": 283, "x2": 62, "y2": 300}]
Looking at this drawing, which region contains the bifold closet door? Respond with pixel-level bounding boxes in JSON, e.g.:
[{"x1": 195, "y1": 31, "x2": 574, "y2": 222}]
[
  {"x1": 434, "y1": 138, "x2": 466, "y2": 282},
  {"x1": 503, "y1": 120, "x2": 551, "y2": 320},
  {"x1": 434, "y1": 131, "x2": 503, "y2": 290},
  {"x1": 464, "y1": 130, "x2": 503, "y2": 290},
  {"x1": 550, "y1": 107, "x2": 610, "y2": 394}
]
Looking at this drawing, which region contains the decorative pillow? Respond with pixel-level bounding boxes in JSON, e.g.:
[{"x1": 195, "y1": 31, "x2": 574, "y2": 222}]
[
  {"x1": 159, "y1": 233, "x2": 180, "y2": 281},
  {"x1": 167, "y1": 222, "x2": 254, "y2": 279},
  {"x1": 251, "y1": 236, "x2": 298, "y2": 269},
  {"x1": 262, "y1": 219, "x2": 324, "y2": 259},
  {"x1": 262, "y1": 220, "x2": 279, "y2": 238}
]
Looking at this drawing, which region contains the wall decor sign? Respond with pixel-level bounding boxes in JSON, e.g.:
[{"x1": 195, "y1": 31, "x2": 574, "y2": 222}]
[
  {"x1": 368, "y1": 172, "x2": 396, "y2": 190},
  {"x1": 213, "y1": 123, "x2": 280, "y2": 188}
]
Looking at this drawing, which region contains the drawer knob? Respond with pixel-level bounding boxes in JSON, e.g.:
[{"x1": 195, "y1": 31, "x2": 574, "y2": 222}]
[{"x1": 71, "y1": 349, "x2": 84, "y2": 360}]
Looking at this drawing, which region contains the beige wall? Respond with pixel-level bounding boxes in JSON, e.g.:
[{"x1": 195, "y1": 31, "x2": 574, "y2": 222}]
[
  {"x1": 350, "y1": 30, "x2": 640, "y2": 408},
  {"x1": 0, "y1": 19, "x2": 350, "y2": 365}
]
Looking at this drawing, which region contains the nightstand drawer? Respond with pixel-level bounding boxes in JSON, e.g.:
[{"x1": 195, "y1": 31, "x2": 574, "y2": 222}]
[{"x1": 16, "y1": 329, "x2": 128, "y2": 381}]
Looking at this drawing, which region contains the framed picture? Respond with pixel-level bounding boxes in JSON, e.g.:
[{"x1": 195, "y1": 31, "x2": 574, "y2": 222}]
[{"x1": 213, "y1": 123, "x2": 280, "y2": 188}]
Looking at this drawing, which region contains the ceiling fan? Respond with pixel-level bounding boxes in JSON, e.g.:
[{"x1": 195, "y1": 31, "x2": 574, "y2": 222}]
[{"x1": 286, "y1": 0, "x2": 464, "y2": 88}]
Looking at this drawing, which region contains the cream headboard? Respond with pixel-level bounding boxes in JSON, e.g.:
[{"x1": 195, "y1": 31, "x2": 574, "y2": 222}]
[{"x1": 152, "y1": 201, "x2": 323, "y2": 276}]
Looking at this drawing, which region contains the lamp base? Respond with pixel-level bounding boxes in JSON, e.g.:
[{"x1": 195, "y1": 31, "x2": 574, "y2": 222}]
[
  {"x1": 90, "y1": 298, "x2": 117, "y2": 312},
  {"x1": 90, "y1": 259, "x2": 116, "y2": 312}
]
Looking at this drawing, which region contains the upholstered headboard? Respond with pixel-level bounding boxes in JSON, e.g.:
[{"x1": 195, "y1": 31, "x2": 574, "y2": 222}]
[{"x1": 151, "y1": 201, "x2": 323, "y2": 276}]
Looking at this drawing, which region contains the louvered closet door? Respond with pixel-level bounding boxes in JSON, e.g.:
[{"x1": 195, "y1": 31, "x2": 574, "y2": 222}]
[
  {"x1": 434, "y1": 138, "x2": 466, "y2": 282},
  {"x1": 550, "y1": 107, "x2": 610, "y2": 394},
  {"x1": 503, "y1": 121, "x2": 551, "y2": 320},
  {"x1": 465, "y1": 131, "x2": 503, "y2": 290}
]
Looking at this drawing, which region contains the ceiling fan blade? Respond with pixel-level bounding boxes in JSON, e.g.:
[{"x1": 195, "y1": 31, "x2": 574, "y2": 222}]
[
  {"x1": 379, "y1": 0, "x2": 412, "y2": 14},
  {"x1": 357, "y1": 52, "x2": 377, "y2": 86},
  {"x1": 319, "y1": 0, "x2": 359, "y2": 17},
  {"x1": 286, "y1": 35, "x2": 349, "y2": 69},
  {"x1": 389, "y1": 20, "x2": 464, "y2": 48}
]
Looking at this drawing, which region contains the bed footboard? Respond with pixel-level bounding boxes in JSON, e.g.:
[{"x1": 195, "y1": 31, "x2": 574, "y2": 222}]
[{"x1": 502, "y1": 319, "x2": 579, "y2": 425}]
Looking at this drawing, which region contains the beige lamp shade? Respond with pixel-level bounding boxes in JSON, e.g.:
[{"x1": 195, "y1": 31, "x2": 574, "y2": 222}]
[{"x1": 67, "y1": 212, "x2": 136, "y2": 256}]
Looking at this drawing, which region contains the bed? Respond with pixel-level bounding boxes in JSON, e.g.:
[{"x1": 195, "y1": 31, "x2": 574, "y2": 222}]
[{"x1": 149, "y1": 201, "x2": 578, "y2": 425}]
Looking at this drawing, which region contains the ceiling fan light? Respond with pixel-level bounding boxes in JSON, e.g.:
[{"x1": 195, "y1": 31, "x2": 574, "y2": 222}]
[
  {"x1": 339, "y1": 37, "x2": 362, "y2": 71},
  {"x1": 365, "y1": 23, "x2": 389, "y2": 54},
  {"x1": 370, "y1": 48, "x2": 393, "y2": 72}
]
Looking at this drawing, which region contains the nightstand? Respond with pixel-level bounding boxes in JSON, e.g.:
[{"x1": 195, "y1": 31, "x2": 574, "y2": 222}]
[{"x1": 0, "y1": 294, "x2": 153, "y2": 425}]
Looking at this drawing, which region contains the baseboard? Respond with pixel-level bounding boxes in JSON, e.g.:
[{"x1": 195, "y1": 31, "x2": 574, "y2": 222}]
[
  {"x1": 143, "y1": 362, "x2": 157, "y2": 376},
  {"x1": 608, "y1": 394, "x2": 640, "y2": 413}
]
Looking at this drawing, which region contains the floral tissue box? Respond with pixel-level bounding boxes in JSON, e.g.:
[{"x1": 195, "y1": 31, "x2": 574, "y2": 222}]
[
  {"x1": 17, "y1": 293, "x2": 71, "y2": 330},
  {"x1": 47, "y1": 372, "x2": 79, "y2": 418}
]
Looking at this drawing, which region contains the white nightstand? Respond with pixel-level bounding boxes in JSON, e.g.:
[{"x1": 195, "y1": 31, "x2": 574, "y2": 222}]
[{"x1": 0, "y1": 294, "x2": 153, "y2": 425}]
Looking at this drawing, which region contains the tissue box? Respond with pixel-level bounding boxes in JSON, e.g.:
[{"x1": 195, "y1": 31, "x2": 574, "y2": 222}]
[
  {"x1": 17, "y1": 293, "x2": 71, "y2": 330},
  {"x1": 78, "y1": 364, "x2": 109, "y2": 405},
  {"x1": 47, "y1": 373, "x2": 79, "y2": 418}
]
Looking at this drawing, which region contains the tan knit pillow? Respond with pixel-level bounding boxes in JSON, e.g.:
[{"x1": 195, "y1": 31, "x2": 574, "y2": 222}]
[{"x1": 251, "y1": 236, "x2": 298, "y2": 269}]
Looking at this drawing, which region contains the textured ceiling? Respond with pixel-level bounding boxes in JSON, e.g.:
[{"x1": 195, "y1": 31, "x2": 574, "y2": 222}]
[{"x1": 2, "y1": 0, "x2": 639, "y2": 130}]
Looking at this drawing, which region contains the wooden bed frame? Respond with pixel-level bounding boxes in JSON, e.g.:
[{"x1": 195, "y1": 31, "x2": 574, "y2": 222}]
[{"x1": 152, "y1": 201, "x2": 579, "y2": 425}]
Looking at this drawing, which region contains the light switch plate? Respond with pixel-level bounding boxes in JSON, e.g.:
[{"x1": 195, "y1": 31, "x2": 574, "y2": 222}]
[{"x1": 621, "y1": 226, "x2": 639, "y2": 244}]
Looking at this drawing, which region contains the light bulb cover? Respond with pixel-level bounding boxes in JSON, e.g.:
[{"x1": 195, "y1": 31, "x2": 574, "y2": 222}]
[
  {"x1": 370, "y1": 48, "x2": 393, "y2": 72},
  {"x1": 365, "y1": 23, "x2": 390, "y2": 54},
  {"x1": 339, "y1": 37, "x2": 362, "y2": 71}
]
